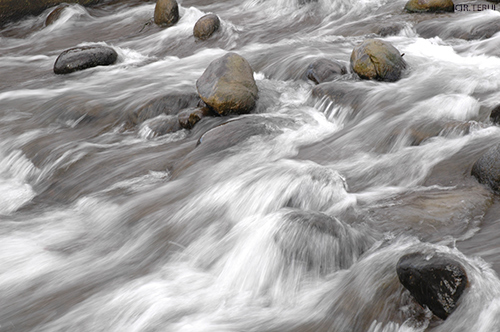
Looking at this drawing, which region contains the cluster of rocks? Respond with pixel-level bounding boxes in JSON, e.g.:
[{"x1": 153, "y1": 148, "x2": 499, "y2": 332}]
[{"x1": 154, "y1": 0, "x2": 220, "y2": 41}]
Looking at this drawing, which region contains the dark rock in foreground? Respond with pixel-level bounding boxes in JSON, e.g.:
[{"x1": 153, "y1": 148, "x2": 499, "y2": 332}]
[
  {"x1": 154, "y1": 0, "x2": 179, "y2": 27},
  {"x1": 53, "y1": 45, "x2": 118, "y2": 75},
  {"x1": 306, "y1": 58, "x2": 346, "y2": 84},
  {"x1": 472, "y1": 144, "x2": 500, "y2": 193},
  {"x1": 193, "y1": 14, "x2": 220, "y2": 41},
  {"x1": 397, "y1": 252, "x2": 468, "y2": 320},
  {"x1": 350, "y1": 39, "x2": 406, "y2": 82},
  {"x1": 196, "y1": 52, "x2": 259, "y2": 115},
  {"x1": 404, "y1": 0, "x2": 454, "y2": 12},
  {"x1": 0, "y1": 0, "x2": 98, "y2": 25}
]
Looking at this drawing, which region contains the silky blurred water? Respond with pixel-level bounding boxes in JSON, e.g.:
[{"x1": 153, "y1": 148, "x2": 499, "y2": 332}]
[{"x1": 1, "y1": 0, "x2": 500, "y2": 331}]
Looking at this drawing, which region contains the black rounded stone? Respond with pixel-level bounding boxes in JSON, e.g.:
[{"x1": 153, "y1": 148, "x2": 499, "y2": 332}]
[
  {"x1": 53, "y1": 46, "x2": 118, "y2": 75},
  {"x1": 396, "y1": 252, "x2": 468, "y2": 320}
]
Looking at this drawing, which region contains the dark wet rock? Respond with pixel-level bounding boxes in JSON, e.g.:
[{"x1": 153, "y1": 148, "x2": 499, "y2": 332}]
[
  {"x1": 397, "y1": 252, "x2": 468, "y2": 320},
  {"x1": 140, "y1": 115, "x2": 181, "y2": 138},
  {"x1": 472, "y1": 144, "x2": 500, "y2": 193},
  {"x1": 196, "y1": 52, "x2": 259, "y2": 116},
  {"x1": 350, "y1": 39, "x2": 407, "y2": 82},
  {"x1": 306, "y1": 58, "x2": 347, "y2": 84},
  {"x1": 274, "y1": 210, "x2": 375, "y2": 273},
  {"x1": 45, "y1": 4, "x2": 68, "y2": 26},
  {"x1": 178, "y1": 107, "x2": 214, "y2": 130},
  {"x1": 154, "y1": 0, "x2": 179, "y2": 27},
  {"x1": 404, "y1": 0, "x2": 454, "y2": 12},
  {"x1": 491, "y1": 104, "x2": 500, "y2": 124},
  {"x1": 127, "y1": 92, "x2": 202, "y2": 127},
  {"x1": 193, "y1": 14, "x2": 220, "y2": 41},
  {"x1": 0, "y1": 0, "x2": 98, "y2": 25},
  {"x1": 53, "y1": 45, "x2": 118, "y2": 75}
]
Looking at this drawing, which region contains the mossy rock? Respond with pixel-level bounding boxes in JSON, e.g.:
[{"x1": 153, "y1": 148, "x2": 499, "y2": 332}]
[
  {"x1": 404, "y1": 0, "x2": 454, "y2": 13},
  {"x1": 193, "y1": 14, "x2": 220, "y2": 41},
  {"x1": 196, "y1": 52, "x2": 259, "y2": 115},
  {"x1": 154, "y1": 0, "x2": 179, "y2": 27},
  {"x1": 350, "y1": 39, "x2": 407, "y2": 82}
]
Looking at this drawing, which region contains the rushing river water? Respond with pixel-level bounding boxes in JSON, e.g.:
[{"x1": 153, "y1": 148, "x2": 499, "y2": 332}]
[{"x1": 2, "y1": 0, "x2": 500, "y2": 331}]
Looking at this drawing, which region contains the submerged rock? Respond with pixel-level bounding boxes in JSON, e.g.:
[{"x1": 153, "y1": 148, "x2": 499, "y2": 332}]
[
  {"x1": 127, "y1": 92, "x2": 202, "y2": 127},
  {"x1": 53, "y1": 45, "x2": 118, "y2": 75},
  {"x1": 45, "y1": 4, "x2": 68, "y2": 26},
  {"x1": 196, "y1": 52, "x2": 259, "y2": 115},
  {"x1": 306, "y1": 58, "x2": 347, "y2": 84},
  {"x1": 193, "y1": 14, "x2": 220, "y2": 41},
  {"x1": 350, "y1": 39, "x2": 407, "y2": 82},
  {"x1": 274, "y1": 209, "x2": 375, "y2": 273},
  {"x1": 397, "y1": 252, "x2": 468, "y2": 320},
  {"x1": 471, "y1": 144, "x2": 500, "y2": 193},
  {"x1": 178, "y1": 107, "x2": 214, "y2": 130},
  {"x1": 404, "y1": 0, "x2": 455, "y2": 12},
  {"x1": 140, "y1": 115, "x2": 181, "y2": 138},
  {"x1": 154, "y1": 0, "x2": 179, "y2": 27},
  {"x1": 0, "y1": 0, "x2": 98, "y2": 25}
]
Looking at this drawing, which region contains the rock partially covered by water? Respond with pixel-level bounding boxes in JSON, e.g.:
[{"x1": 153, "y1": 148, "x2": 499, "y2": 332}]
[
  {"x1": 53, "y1": 45, "x2": 118, "y2": 75},
  {"x1": 154, "y1": 0, "x2": 179, "y2": 27},
  {"x1": 306, "y1": 58, "x2": 346, "y2": 84},
  {"x1": 193, "y1": 14, "x2": 220, "y2": 41},
  {"x1": 404, "y1": 0, "x2": 455, "y2": 12},
  {"x1": 274, "y1": 210, "x2": 375, "y2": 273},
  {"x1": 397, "y1": 252, "x2": 468, "y2": 320},
  {"x1": 178, "y1": 107, "x2": 214, "y2": 129},
  {"x1": 350, "y1": 39, "x2": 407, "y2": 82},
  {"x1": 471, "y1": 144, "x2": 500, "y2": 193},
  {"x1": 196, "y1": 52, "x2": 259, "y2": 115},
  {"x1": 45, "y1": 4, "x2": 68, "y2": 26},
  {"x1": 0, "y1": 0, "x2": 98, "y2": 25}
]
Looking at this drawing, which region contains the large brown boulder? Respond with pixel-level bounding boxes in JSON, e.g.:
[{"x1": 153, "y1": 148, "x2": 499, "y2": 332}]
[
  {"x1": 0, "y1": 0, "x2": 98, "y2": 25},
  {"x1": 193, "y1": 14, "x2": 220, "y2": 41},
  {"x1": 154, "y1": 0, "x2": 179, "y2": 27},
  {"x1": 196, "y1": 52, "x2": 259, "y2": 115},
  {"x1": 350, "y1": 39, "x2": 407, "y2": 82},
  {"x1": 404, "y1": 0, "x2": 455, "y2": 12},
  {"x1": 397, "y1": 252, "x2": 468, "y2": 320}
]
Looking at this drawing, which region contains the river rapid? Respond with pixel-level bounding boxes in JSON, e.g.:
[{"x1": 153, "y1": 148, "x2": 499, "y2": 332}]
[{"x1": 1, "y1": 0, "x2": 500, "y2": 331}]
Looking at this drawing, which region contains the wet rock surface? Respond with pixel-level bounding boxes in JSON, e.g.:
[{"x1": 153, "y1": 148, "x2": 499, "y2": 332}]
[
  {"x1": 53, "y1": 45, "x2": 118, "y2": 75},
  {"x1": 196, "y1": 52, "x2": 259, "y2": 115},
  {"x1": 472, "y1": 144, "x2": 500, "y2": 193},
  {"x1": 350, "y1": 39, "x2": 407, "y2": 82},
  {"x1": 306, "y1": 58, "x2": 346, "y2": 84},
  {"x1": 154, "y1": 0, "x2": 179, "y2": 27},
  {"x1": 397, "y1": 252, "x2": 468, "y2": 320},
  {"x1": 404, "y1": 0, "x2": 455, "y2": 12},
  {"x1": 193, "y1": 14, "x2": 220, "y2": 41}
]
